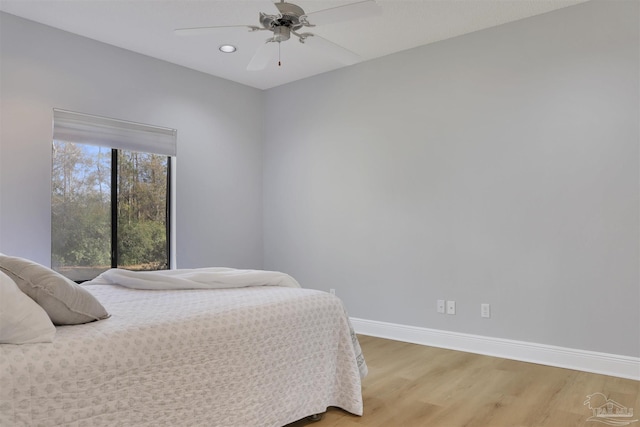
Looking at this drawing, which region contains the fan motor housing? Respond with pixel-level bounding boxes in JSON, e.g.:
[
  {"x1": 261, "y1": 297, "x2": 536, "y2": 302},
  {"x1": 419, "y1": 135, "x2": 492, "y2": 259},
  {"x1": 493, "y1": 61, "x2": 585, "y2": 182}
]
[{"x1": 261, "y1": 2, "x2": 306, "y2": 32}]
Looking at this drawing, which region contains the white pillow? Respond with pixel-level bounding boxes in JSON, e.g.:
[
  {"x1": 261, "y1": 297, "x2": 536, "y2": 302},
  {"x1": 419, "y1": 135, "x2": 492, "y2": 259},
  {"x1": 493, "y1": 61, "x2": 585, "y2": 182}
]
[{"x1": 0, "y1": 270, "x2": 56, "y2": 344}]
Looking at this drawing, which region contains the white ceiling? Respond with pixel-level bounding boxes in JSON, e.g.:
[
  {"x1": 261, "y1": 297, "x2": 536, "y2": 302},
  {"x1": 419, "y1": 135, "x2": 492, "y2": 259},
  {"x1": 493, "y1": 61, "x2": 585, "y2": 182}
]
[{"x1": 0, "y1": 0, "x2": 587, "y2": 90}]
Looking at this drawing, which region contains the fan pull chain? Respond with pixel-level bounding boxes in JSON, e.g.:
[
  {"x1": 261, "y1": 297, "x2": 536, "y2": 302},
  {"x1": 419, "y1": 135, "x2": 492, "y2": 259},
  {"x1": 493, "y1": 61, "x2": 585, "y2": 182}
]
[{"x1": 278, "y1": 42, "x2": 281, "y2": 67}]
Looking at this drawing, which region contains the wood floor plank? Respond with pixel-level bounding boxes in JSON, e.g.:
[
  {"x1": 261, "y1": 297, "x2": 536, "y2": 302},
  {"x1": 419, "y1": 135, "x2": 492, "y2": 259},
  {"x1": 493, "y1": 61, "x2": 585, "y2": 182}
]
[{"x1": 286, "y1": 335, "x2": 639, "y2": 427}]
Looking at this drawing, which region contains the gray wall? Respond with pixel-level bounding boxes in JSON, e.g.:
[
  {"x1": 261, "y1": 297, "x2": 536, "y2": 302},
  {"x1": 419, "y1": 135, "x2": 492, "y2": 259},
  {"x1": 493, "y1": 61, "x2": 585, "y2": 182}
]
[
  {"x1": 263, "y1": 0, "x2": 639, "y2": 357},
  {"x1": 0, "y1": 13, "x2": 264, "y2": 270}
]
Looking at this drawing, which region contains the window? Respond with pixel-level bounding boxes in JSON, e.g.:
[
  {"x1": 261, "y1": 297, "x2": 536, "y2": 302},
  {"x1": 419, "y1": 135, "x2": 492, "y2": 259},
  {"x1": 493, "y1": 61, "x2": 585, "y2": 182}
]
[{"x1": 51, "y1": 109, "x2": 176, "y2": 281}]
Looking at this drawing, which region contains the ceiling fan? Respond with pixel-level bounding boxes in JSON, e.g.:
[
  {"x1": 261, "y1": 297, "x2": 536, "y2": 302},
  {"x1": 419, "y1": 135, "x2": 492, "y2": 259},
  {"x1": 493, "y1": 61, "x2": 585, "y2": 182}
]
[{"x1": 175, "y1": 0, "x2": 381, "y2": 71}]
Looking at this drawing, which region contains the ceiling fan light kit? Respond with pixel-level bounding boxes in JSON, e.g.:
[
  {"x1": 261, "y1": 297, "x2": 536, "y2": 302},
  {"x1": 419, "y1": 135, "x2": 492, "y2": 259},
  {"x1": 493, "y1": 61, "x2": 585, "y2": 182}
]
[{"x1": 175, "y1": 0, "x2": 381, "y2": 70}]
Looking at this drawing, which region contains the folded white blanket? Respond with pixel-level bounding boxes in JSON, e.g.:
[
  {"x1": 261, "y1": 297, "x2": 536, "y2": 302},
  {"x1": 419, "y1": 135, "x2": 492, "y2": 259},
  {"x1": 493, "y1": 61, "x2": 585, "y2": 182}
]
[{"x1": 89, "y1": 267, "x2": 301, "y2": 290}]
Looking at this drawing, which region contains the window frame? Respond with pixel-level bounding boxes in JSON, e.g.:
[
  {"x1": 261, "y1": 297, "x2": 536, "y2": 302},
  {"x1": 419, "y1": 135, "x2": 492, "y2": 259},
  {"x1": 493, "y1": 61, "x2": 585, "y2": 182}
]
[
  {"x1": 109, "y1": 148, "x2": 173, "y2": 271},
  {"x1": 51, "y1": 109, "x2": 177, "y2": 280}
]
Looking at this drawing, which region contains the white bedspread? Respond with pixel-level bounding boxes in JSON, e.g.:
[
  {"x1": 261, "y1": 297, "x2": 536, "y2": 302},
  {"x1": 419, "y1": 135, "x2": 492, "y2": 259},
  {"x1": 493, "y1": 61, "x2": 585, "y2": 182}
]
[{"x1": 0, "y1": 283, "x2": 366, "y2": 427}]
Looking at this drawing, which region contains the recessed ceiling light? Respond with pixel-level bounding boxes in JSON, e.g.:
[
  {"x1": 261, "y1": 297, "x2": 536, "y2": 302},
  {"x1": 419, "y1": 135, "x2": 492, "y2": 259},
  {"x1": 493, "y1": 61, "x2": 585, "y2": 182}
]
[{"x1": 219, "y1": 45, "x2": 237, "y2": 53}]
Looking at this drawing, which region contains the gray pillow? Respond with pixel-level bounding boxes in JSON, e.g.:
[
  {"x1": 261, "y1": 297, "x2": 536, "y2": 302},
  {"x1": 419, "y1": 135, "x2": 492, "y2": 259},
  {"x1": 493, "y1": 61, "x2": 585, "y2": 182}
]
[{"x1": 0, "y1": 254, "x2": 110, "y2": 325}]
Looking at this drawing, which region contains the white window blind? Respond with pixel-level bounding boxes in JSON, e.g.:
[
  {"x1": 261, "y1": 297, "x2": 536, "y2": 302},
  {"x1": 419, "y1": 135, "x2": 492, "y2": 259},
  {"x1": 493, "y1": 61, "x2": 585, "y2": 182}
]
[{"x1": 53, "y1": 109, "x2": 177, "y2": 156}]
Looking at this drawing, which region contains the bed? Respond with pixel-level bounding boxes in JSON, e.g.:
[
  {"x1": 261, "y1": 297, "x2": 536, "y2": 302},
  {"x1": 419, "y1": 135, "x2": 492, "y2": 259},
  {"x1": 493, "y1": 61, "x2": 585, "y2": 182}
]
[{"x1": 0, "y1": 260, "x2": 367, "y2": 427}]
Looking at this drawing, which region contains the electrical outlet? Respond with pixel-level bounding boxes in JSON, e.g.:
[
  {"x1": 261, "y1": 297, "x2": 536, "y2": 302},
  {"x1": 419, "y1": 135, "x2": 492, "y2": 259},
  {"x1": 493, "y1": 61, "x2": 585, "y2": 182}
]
[
  {"x1": 481, "y1": 303, "x2": 490, "y2": 318},
  {"x1": 446, "y1": 300, "x2": 456, "y2": 315},
  {"x1": 329, "y1": 289, "x2": 336, "y2": 295},
  {"x1": 437, "y1": 300, "x2": 445, "y2": 314}
]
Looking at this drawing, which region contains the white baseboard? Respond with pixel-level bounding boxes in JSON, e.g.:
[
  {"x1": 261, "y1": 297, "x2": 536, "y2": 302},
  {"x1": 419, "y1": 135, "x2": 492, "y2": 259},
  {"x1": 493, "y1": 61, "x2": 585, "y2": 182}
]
[{"x1": 350, "y1": 317, "x2": 640, "y2": 380}]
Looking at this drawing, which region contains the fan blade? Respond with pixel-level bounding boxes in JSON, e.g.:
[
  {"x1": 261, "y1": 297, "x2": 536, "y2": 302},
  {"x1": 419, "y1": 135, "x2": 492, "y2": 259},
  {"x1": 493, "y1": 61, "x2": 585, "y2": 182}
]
[
  {"x1": 174, "y1": 25, "x2": 256, "y2": 36},
  {"x1": 247, "y1": 41, "x2": 278, "y2": 71},
  {"x1": 304, "y1": 0, "x2": 381, "y2": 26},
  {"x1": 304, "y1": 35, "x2": 361, "y2": 66}
]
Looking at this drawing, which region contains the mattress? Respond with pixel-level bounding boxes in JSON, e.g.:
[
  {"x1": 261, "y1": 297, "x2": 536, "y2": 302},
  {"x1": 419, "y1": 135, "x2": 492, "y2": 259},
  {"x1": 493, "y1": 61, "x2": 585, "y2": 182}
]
[{"x1": 0, "y1": 284, "x2": 366, "y2": 426}]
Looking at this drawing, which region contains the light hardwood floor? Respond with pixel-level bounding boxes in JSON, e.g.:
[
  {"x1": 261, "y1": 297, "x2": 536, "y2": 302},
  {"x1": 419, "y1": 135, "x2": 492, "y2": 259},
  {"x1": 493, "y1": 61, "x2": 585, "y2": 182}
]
[{"x1": 287, "y1": 335, "x2": 640, "y2": 427}]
